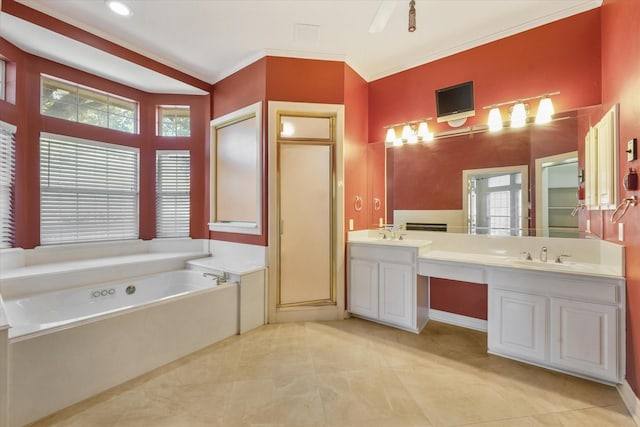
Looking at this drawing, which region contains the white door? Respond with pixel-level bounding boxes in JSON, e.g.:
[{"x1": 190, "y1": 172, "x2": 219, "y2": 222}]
[
  {"x1": 550, "y1": 297, "x2": 618, "y2": 382},
  {"x1": 348, "y1": 258, "x2": 379, "y2": 319},
  {"x1": 378, "y1": 262, "x2": 414, "y2": 329},
  {"x1": 489, "y1": 289, "x2": 547, "y2": 363}
]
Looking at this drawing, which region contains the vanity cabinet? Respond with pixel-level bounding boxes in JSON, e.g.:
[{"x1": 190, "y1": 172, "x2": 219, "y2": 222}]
[
  {"x1": 550, "y1": 298, "x2": 618, "y2": 381},
  {"x1": 490, "y1": 289, "x2": 547, "y2": 363},
  {"x1": 488, "y1": 268, "x2": 624, "y2": 383},
  {"x1": 348, "y1": 243, "x2": 428, "y2": 332}
]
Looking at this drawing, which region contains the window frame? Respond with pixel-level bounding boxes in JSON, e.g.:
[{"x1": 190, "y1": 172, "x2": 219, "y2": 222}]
[
  {"x1": 0, "y1": 59, "x2": 6, "y2": 101},
  {"x1": 209, "y1": 101, "x2": 262, "y2": 236},
  {"x1": 40, "y1": 74, "x2": 139, "y2": 134},
  {"x1": 157, "y1": 105, "x2": 191, "y2": 137}
]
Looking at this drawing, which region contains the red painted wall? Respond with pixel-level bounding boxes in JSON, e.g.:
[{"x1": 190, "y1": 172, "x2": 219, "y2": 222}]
[
  {"x1": 344, "y1": 64, "x2": 369, "y2": 231},
  {"x1": 430, "y1": 278, "x2": 488, "y2": 320},
  {"x1": 368, "y1": 10, "x2": 602, "y2": 144},
  {"x1": 0, "y1": 40, "x2": 210, "y2": 248},
  {"x1": 266, "y1": 57, "x2": 345, "y2": 104},
  {"x1": 600, "y1": 0, "x2": 640, "y2": 397}
]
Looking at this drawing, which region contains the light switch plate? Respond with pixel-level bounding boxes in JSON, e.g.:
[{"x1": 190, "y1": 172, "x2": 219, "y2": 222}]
[
  {"x1": 349, "y1": 218, "x2": 354, "y2": 231},
  {"x1": 619, "y1": 223, "x2": 624, "y2": 242},
  {"x1": 628, "y1": 138, "x2": 638, "y2": 162}
]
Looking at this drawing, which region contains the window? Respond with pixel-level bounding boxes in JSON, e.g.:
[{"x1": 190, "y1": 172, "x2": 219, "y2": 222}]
[
  {"x1": 0, "y1": 121, "x2": 16, "y2": 248},
  {"x1": 0, "y1": 59, "x2": 6, "y2": 101},
  {"x1": 156, "y1": 151, "x2": 190, "y2": 237},
  {"x1": 41, "y1": 75, "x2": 138, "y2": 134},
  {"x1": 469, "y1": 172, "x2": 523, "y2": 236},
  {"x1": 158, "y1": 105, "x2": 191, "y2": 137},
  {"x1": 40, "y1": 134, "x2": 139, "y2": 245}
]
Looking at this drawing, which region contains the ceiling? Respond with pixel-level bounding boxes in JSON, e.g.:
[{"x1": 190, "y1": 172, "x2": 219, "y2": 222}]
[{"x1": 1, "y1": 0, "x2": 602, "y2": 94}]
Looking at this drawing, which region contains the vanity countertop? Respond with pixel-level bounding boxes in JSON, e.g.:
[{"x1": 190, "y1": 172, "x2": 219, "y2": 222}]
[
  {"x1": 347, "y1": 236, "x2": 432, "y2": 250},
  {"x1": 419, "y1": 249, "x2": 624, "y2": 279}
]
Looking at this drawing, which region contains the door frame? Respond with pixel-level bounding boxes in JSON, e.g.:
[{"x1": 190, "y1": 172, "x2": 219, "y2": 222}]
[
  {"x1": 267, "y1": 101, "x2": 345, "y2": 323},
  {"x1": 534, "y1": 151, "x2": 578, "y2": 234}
]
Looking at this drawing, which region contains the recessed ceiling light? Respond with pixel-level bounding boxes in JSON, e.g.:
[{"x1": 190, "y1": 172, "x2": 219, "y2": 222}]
[{"x1": 106, "y1": 1, "x2": 132, "y2": 17}]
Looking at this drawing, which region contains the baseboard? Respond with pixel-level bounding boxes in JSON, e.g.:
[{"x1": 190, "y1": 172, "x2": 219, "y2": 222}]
[
  {"x1": 428, "y1": 309, "x2": 487, "y2": 332},
  {"x1": 618, "y1": 380, "x2": 640, "y2": 426}
]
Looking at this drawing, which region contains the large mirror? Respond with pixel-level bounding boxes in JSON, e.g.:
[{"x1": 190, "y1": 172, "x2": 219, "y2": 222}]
[{"x1": 370, "y1": 105, "x2": 603, "y2": 238}]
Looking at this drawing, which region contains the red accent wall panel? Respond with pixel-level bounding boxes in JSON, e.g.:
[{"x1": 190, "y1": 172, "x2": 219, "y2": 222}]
[
  {"x1": 600, "y1": 0, "x2": 640, "y2": 397},
  {"x1": 343, "y1": 64, "x2": 369, "y2": 231},
  {"x1": 266, "y1": 57, "x2": 345, "y2": 104},
  {"x1": 430, "y1": 278, "x2": 488, "y2": 320},
  {"x1": 368, "y1": 9, "x2": 602, "y2": 144}
]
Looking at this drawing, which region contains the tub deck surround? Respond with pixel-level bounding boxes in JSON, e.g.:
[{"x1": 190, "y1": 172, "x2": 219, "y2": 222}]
[{"x1": 0, "y1": 238, "x2": 210, "y2": 299}]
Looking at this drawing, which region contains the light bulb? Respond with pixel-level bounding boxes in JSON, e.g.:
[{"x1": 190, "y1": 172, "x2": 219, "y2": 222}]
[
  {"x1": 385, "y1": 128, "x2": 396, "y2": 143},
  {"x1": 417, "y1": 121, "x2": 429, "y2": 138},
  {"x1": 407, "y1": 135, "x2": 418, "y2": 144},
  {"x1": 510, "y1": 102, "x2": 527, "y2": 128},
  {"x1": 487, "y1": 107, "x2": 503, "y2": 132},
  {"x1": 401, "y1": 124, "x2": 412, "y2": 140},
  {"x1": 393, "y1": 138, "x2": 403, "y2": 147},
  {"x1": 535, "y1": 97, "x2": 554, "y2": 124},
  {"x1": 281, "y1": 121, "x2": 295, "y2": 137}
]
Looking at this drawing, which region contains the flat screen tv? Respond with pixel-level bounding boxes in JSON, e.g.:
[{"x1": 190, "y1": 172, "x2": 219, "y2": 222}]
[{"x1": 435, "y1": 81, "x2": 475, "y2": 124}]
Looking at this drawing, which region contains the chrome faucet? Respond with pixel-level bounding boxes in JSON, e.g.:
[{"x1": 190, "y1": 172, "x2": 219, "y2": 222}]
[
  {"x1": 203, "y1": 272, "x2": 227, "y2": 283},
  {"x1": 540, "y1": 246, "x2": 548, "y2": 262}
]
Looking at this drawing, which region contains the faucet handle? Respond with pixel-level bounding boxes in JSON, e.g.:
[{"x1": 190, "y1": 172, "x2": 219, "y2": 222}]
[
  {"x1": 555, "y1": 254, "x2": 571, "y2": 264},
  {"x1": 520, "y1": 251, "x2": 532, "y2": 261}
]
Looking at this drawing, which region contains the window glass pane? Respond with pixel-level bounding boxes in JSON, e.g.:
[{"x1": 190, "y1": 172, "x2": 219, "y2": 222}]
[
  {"x1": 41, "y1": 76, "x2": 138, "y2": 134},
  {"x1": 158, "y1": 106, "x2": 190, "y2": 137},
  {"x1": 280, "y1": 115, "x2": 332, "y2": 140},
  {"x1": 156, "y1": 151, "x2": 190, "y2": 237},
  {"x1": 40, "y1": 135, "x2": 139, "y2": 244}
]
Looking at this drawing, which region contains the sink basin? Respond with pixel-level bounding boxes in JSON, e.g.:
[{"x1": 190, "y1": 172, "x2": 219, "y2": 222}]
[{"x1": 508, "y1": 258, "x2": 580, "y2": 271}]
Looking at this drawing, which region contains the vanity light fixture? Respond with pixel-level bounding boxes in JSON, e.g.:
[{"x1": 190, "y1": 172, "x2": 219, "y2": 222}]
[
  {"x1": 483, "y1": 92, "x2": 559, "y2": 131},
  {"x1": 106, "y1": 0, "x2": 132, "y2": 16},
  {"x1": 385, "y1": 119, "x2": 433, "y2": 146}
]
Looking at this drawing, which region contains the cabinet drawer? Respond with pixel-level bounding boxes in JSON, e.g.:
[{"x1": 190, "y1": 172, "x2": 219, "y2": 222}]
[
  {"x1": 490, "y1": 269, "x2": 621, "y2": 305},
  {"x1": 349, "y1": 244, "x2": 415, "y2": 264},
  {"x1": 418, "y1": 260, "x2": 486, "y2": 284}
]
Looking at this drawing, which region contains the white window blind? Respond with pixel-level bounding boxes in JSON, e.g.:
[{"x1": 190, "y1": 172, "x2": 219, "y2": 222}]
[
  {"x1": 40, "y1": 135, "x2": 139, "y2": 245},
  {"x1": 0, "y1": 121, "x2": 16, "y2": 248},
  {"x1": 156, "y1": 151, "x2": 190, "y2": 237}
]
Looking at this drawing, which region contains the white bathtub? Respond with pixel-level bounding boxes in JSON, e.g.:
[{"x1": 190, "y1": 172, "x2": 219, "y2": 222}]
[
  {"x1": 5, "y1": 269, "x2": 239, "y2": 427},
  {"x1": 5, "y1": 270, "x2": 226, "y2": 339}
]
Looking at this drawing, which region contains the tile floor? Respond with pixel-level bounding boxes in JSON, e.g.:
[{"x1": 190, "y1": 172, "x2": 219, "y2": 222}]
[{"x1": 30, "y1": 318, "x2": 635, "y2": 427}]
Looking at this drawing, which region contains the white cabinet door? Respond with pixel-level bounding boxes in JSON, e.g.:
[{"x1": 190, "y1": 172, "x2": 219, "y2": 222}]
[
  {"x1": 349, "y1": 258, "x2": 379, "y2": 319},
  {"x1": 378, "y1": 262, "x2": 414, "y2": 329},
  {"x1": 489, "y1": 289, "x2": 547, "y2": 363},
  {"x1": 550, "y1": 298, "x2": 618, "y2": 382}
]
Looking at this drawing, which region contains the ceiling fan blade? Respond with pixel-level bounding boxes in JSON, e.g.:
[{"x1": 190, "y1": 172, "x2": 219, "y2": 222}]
[{"x1": 368, "y1": 0, "x2": 397, "y2": 33}]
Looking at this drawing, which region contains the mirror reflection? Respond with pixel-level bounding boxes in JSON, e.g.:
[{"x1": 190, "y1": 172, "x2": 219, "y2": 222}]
[{"x1": 372, "y1": 105, "x2": 602, "y2": 239}]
